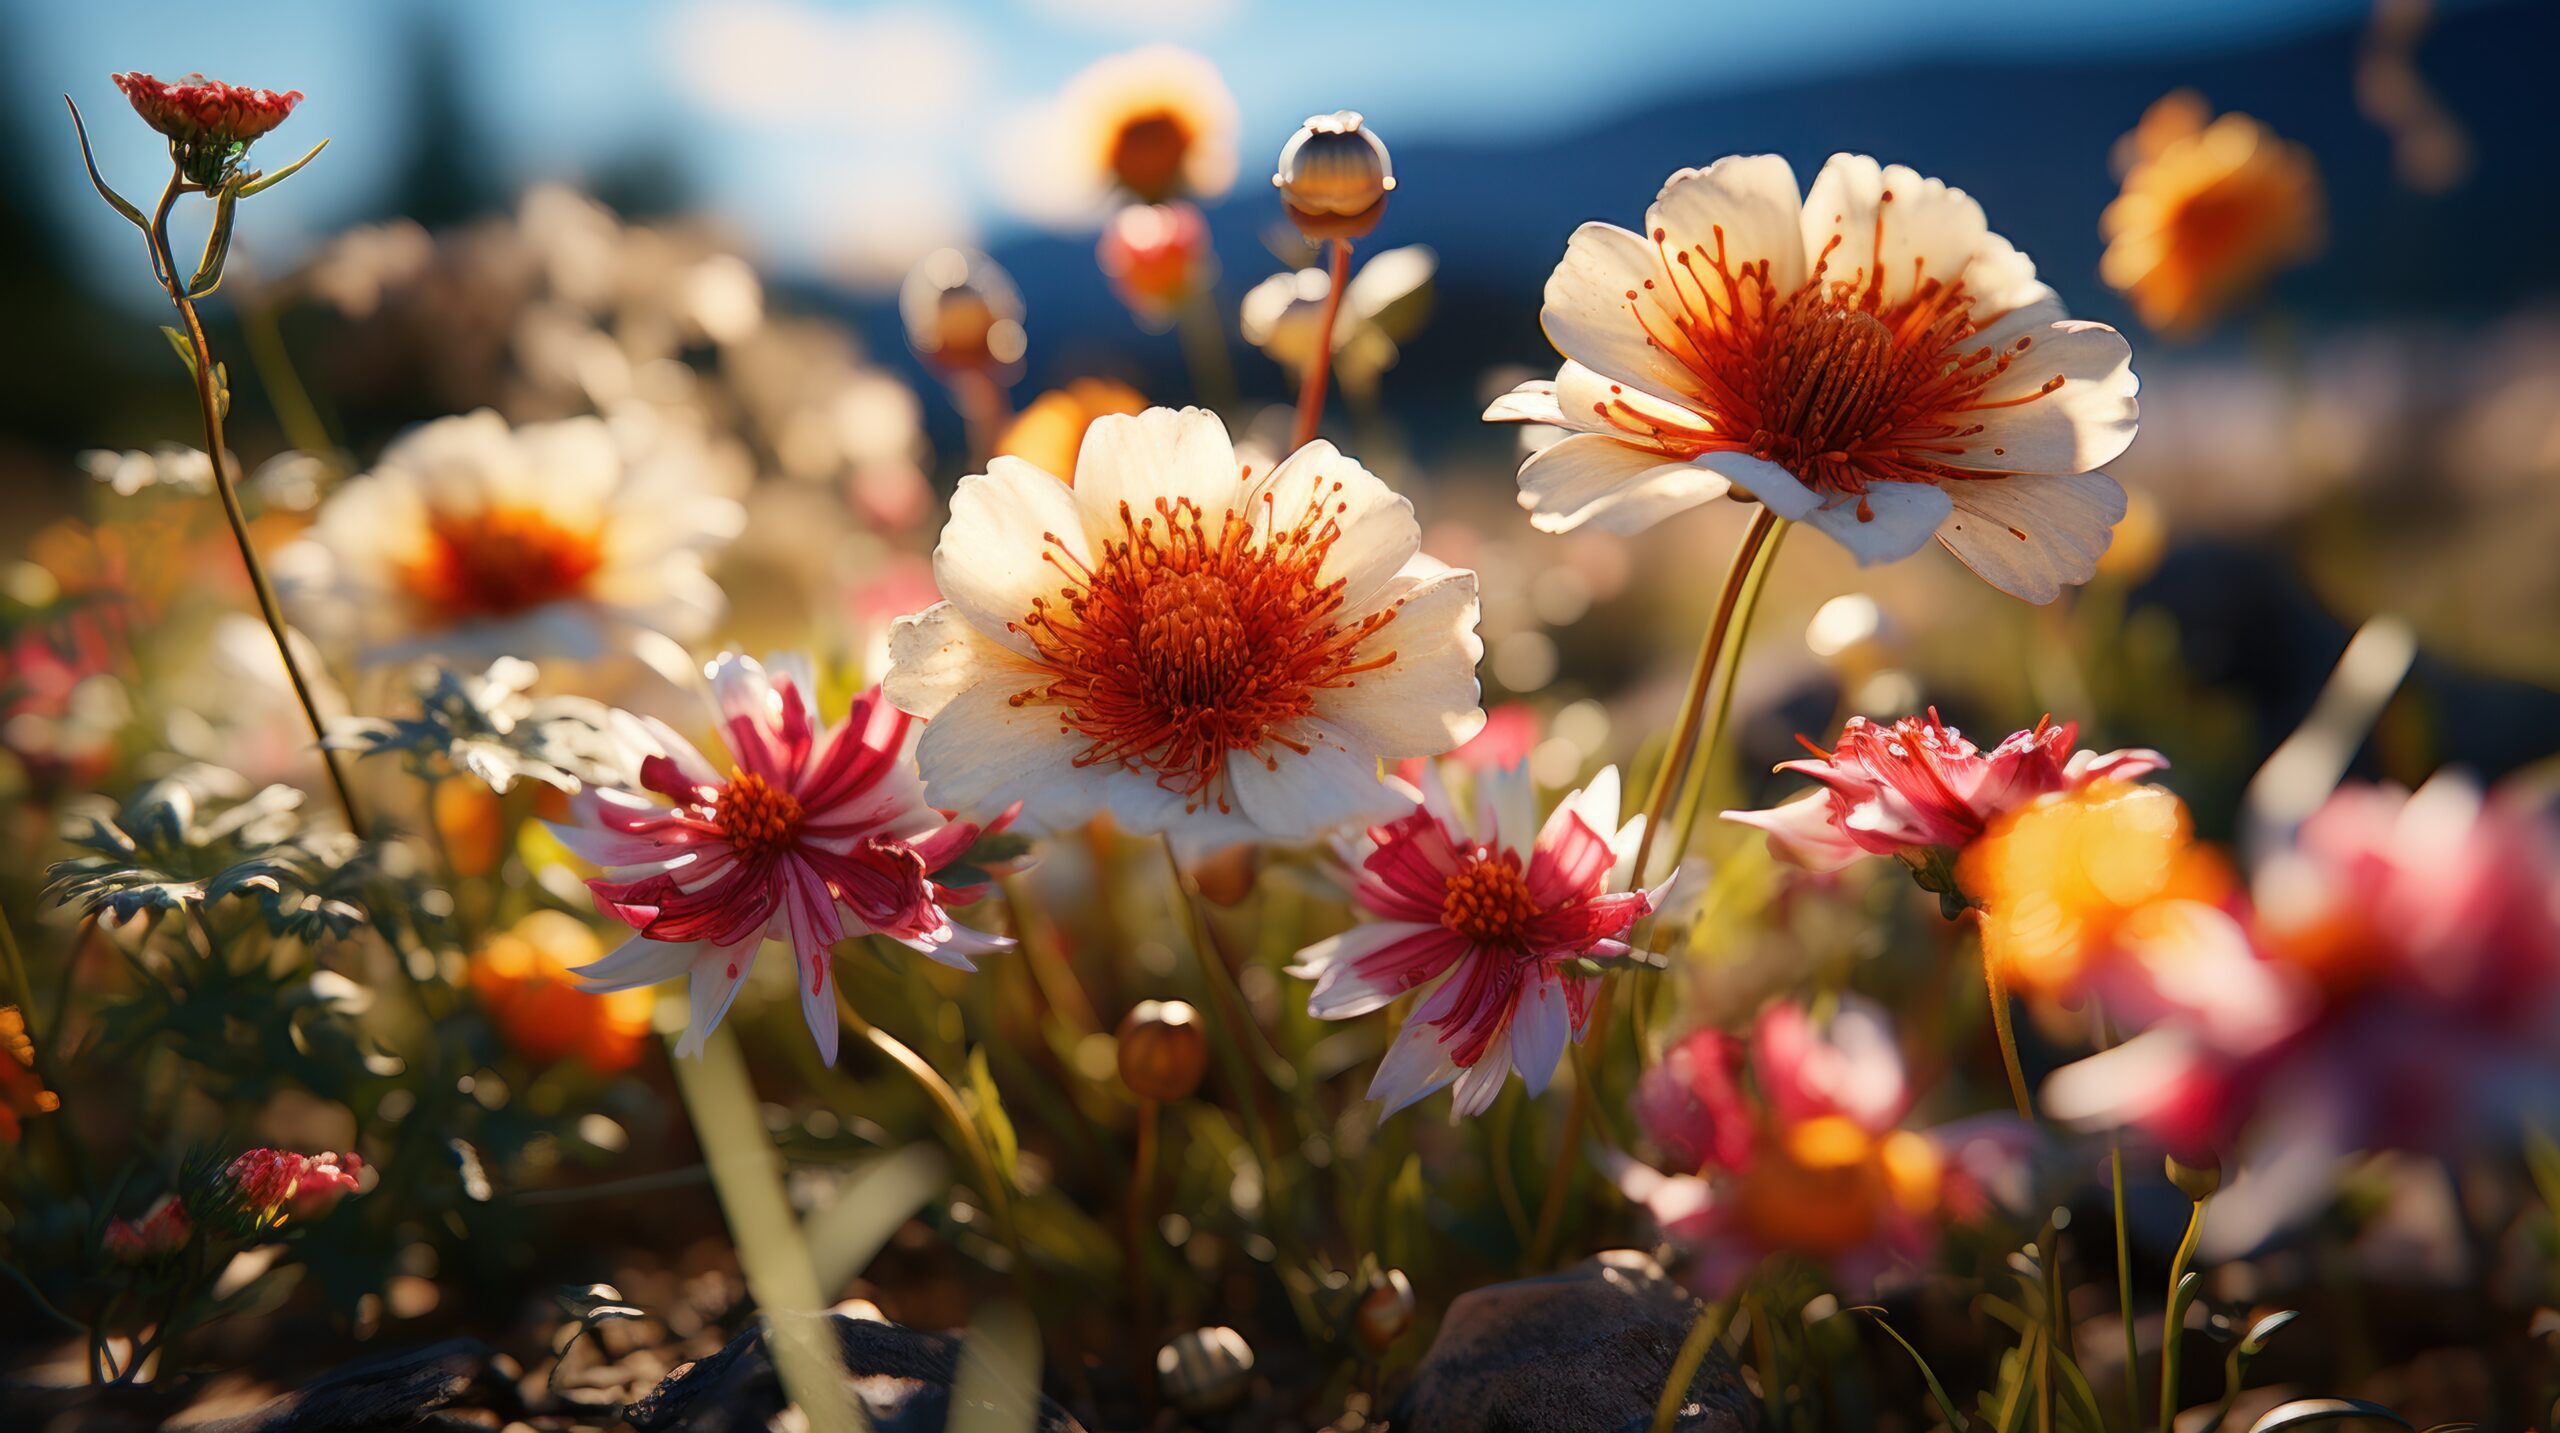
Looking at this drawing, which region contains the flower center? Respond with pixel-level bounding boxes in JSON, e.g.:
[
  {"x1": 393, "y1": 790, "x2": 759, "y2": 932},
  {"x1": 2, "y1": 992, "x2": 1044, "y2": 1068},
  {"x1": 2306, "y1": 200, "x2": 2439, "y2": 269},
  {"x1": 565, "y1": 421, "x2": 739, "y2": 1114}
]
[
  {"x1": 1439, "y1": 852, "x2": 1541, "y2": 946},
  {"x1": 716, "y1": 768, "x2": 804, "y2": 861},
  {"x1": 1009, "y1": 484, "x2": 1398, "y2": 810},
  {"x1": 1108, "y1": 110, "x2": 1192, "y2": 201},
  {"x1": 1597, "y1": 198, "x2": 2068, "y2": 515},
  {"x1": 404, "y1": 505, "x2": 605, "y2": 620}
]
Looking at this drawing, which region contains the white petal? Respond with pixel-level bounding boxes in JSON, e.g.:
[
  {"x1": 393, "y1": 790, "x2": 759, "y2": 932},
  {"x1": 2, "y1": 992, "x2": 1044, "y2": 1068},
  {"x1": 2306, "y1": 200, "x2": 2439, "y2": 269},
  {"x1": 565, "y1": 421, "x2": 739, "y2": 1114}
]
[
  {"x1": 934, "y1": 458, "x2": 1087, "y2": 659},
  {"x1": 1250, "y1": 440, "x2": 1418, "y2": 611},
  {"x1": 1478, "y1": 760, "x2": 1539, "y2": 855},
  {"x1": 1648, "y1": 153, "x2": 1807, "y2": 298},
  {"x1": 575, "y1": 933, "x2": 698, "y2": 991},
  {"x1": 1073, "y1": 406, "x2": 1241, "y2": 527},
  {"x1": 1368, "y1": 1017, "x2": 1461, "y2": 1116},
  {"x1": 1510, "y1": 975, "x2": 1572, "y2": 1096},
  {"x1": 800, "y1": 952, "x2": 841, "y2": 1067},
  {"x1": 1539, "y1": 222, "x2": 1706, "y2": 412},
  {"x1": 1316, "y1": 565, "x2": 1484, "y2": 760},
  {"x1": 1804, "y1": 480, "x2": 1953, "y2": 566},
  {"x1": 1800, "y1": 155, "x2": 1989, "y2": 311},
  {"x1": 1552, "y1": 766, "x2": 1624, "y2": 850},
  {"x1": 1229, "y1": 732, "x2": 1409, "y2": 845},
  {"x1": 1516, "y1": 434, "x2": 1729, "y2": 536},
  {"x1": 1699, "y1": 450, "x2": 1820, "y2": 519},
  {"x1": 885, "y1": 602, "x2": 1024, "y2": 722},
  {"x1": 674, "y1": 943, "x2": 758, "y2": 1058},
  {"x1": 1293, "y1": 922, "x2": 1442, "y2": 1019},
  {"x1": 1961, "y1": 231, "x2": 2060, "y2": 323},
  {"x1": 1936, "y1": 471, "x2": 2129, "y2": 604},
  {"x1": 909, "y1": 681, "x2": 1094, "y2": 830},
  {"x1": 1449, "y1": 1032, "x2": 1513, "y2": 1119},
  {"x1": 1948, "y1": 320, "x2": 2140, "y2": 476},
  {"x1": 1483, "y1": 377, "x2": 1563, "y2": 426}
]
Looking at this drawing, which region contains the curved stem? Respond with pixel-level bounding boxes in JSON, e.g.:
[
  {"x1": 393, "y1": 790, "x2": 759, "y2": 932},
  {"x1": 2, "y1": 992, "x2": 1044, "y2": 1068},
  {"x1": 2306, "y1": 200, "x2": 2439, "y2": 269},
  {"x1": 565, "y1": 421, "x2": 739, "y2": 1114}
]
[
  {"x1": 832, "y1": 983, "x2": 1021, "y2": 1263},
  {"x1": 1982, "y1": 951, "x2": 2035, "y2": 1122},
  {"x1": 1126, "y1": 1095, "x2": 1160, "y2": 1375},
  {"x1": 1667, "y1": 519, "x2": 1791, "y2": 861},
  {"x1": 1651, "y1": 1298, "x2": 1733, "y2": 1433},
  {"x1": 1630, "y1": 507, "x2": 1783, "y2": 889},
  {"x1": 1289, "y1": 239, "x2": 1350, "y2": 450},
  {"x1": 144, "y1": 177, "x2": 363, "y2": 834},
  {"x1": 2158, "y1": 1195, "x2": 2209, "y2": 1433},
  {"x1": 2099, "y1": 1011, "x2": 2141, "y2": 1433}
]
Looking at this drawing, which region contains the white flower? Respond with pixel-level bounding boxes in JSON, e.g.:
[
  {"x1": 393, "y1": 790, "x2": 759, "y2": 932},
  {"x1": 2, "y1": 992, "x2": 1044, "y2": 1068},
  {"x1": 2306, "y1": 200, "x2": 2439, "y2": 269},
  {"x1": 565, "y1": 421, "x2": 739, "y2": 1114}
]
[
  {"x1": 994, "y1": 45, "x2": 1239, "y2": 224},
  {"x1": 885, "y1": 406, "x2": 1485, "y2": 852},
  {"x1": 280, "y1": 409, "x2": 744, "y2": 664},
  {"x1": 1487, "y1": 154, "x2": 2140, "y2": 603}
]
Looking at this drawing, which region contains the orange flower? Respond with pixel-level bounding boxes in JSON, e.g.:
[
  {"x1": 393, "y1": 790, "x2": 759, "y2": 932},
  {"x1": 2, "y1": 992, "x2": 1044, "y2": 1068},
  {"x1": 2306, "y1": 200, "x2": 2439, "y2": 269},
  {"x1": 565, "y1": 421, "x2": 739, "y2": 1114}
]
[
  {"x1": 1958, "y1": 781, "x2": 2232, "y2": 1000},
  {"x1": 0, "y1": 1007, "x2": 60, "y2": 1144},
  {"x1": 995, "y1": 379, "x2": 1147, "y2": 483},
  {"x1": 469, "y1": 912, "x2": 653, "y2": 1073},
  {"x1": 2101, "y1": 92, "x2": 2323, "y2": 337}
]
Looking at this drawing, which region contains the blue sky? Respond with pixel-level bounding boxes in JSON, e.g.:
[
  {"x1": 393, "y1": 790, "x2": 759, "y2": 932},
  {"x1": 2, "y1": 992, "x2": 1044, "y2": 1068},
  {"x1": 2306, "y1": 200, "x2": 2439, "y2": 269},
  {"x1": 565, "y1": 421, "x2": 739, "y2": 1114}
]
[{"x1": 11, "y1": 0, "x2": 2402, "y2": 295}]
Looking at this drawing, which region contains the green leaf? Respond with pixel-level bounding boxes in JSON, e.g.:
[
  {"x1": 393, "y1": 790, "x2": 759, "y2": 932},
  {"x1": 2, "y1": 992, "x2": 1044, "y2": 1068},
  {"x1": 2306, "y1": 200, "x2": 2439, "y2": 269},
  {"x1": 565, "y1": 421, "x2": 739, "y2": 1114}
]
[
  {"x1": 62, "y1": 96, "x2": 148, "y2": 230},
  {"x1": 967, "y1": 1046, "x2": 1019, "y2": 1187},
  {"x1": 161, "y1": 325, "x2": 199, "y2": 378},
  {"x1": 237, "y1": 137, "x2": 329, "y2": 197},
  {"x1": 2241, "y1": 1309, "x2": 2300, "y2": 1356},
  {"x1": 1851, "y1": 1307, "x2": 1970, "y2": 1432},
  {"x1": 2243, "y1": 1398, "x2": 2413, "y2": 1432}
]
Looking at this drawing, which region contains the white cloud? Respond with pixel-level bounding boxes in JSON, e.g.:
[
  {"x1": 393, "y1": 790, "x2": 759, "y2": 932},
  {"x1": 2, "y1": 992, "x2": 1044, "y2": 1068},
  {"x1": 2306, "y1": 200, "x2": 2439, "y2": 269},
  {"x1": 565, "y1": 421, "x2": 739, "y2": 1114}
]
[{"x1": 663, "y1": 1, "x2": 982, "y2": 131}]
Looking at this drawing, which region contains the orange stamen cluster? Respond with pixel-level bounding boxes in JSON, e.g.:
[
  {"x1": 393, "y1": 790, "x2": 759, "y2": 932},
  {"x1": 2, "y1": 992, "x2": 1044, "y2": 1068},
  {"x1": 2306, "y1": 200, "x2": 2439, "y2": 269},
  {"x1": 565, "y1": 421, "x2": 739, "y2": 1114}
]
[
  {"x1": 403, "y1": 506, "x2": 606, "y2": 620},
  {"x1": 1604, "y1": 195, "x2": 2067, "y2": 516},
  {"x1": 1010, "y1": 478, "x2": 1398, "y2": 809},
  {"x1": 1439, "y1": 852, "x2": 1541, "y2": 945},
  {"x1": 716, "y1": 769, "x2": 805, "y2": 860}
]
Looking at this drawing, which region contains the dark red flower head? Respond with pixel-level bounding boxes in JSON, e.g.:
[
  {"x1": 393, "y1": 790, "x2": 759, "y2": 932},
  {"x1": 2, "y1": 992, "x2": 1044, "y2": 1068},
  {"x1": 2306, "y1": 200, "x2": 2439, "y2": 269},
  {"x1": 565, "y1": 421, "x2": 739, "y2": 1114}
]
[{"x1": 111, "y1": 72, "x2": 302, "y2": 184}]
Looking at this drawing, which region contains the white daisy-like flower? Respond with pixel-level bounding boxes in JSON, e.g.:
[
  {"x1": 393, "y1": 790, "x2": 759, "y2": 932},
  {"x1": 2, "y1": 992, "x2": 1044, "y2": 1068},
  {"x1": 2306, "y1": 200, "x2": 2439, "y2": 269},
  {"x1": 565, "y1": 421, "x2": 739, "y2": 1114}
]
[
  {"x1": 1487, "y1": 154, "x2": 2141, "y2": 603},
  {"x1": 885, "y1": 406, "x2": 1485, "y2": 852},
  {"x1": 280, "y1": 409, "x2": 744, "y2": 664}
]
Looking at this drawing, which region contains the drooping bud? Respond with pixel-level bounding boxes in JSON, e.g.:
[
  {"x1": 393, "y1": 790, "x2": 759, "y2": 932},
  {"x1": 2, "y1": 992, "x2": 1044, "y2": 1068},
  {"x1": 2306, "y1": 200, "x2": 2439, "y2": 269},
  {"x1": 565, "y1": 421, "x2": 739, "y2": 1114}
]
[
  {"x1": 103, "y1": 1197, "x2": 194, "y2": 1264},
  {"x1": 1116, "y1": 1000, "x2": 1208, "y2": 1104},
  {"x1": 1274, "y1": 111, "x2": 1394, "y2": 242},
  {"x1": 898, "y1": 248, "x2": 1027, "y2": 375},
  {"x1": 2164, "y1": 1151, "x2": 2222, "y2": 1201},
  {"x1": 1096, "y1": 202, "x2": 1214, "y2": 330}
]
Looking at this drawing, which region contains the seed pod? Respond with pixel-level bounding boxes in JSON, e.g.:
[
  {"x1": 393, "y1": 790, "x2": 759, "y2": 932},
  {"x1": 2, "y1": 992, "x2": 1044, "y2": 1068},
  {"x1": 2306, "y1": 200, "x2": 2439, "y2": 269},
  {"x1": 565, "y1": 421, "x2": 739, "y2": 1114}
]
[
  {"x1": 898, "y1": 247, "x2": 1027, "y2": 372},
  {"x1": 1274, "y1": 111, "x2": 1394, "y2": 242},
  {"x1": 2165, "y1": 1151, "x2": 2222, "y2": 1201},
  {"x1": 1156, "y1": 1325, "x2": 1255, "y2": 1415},
  {"x1": 1354, "y1": 1268, "x2": 1416, "y2": 1353},
  {"x1": 1116, "y1": 1000, "x2": 1208, "y2": 1103}
]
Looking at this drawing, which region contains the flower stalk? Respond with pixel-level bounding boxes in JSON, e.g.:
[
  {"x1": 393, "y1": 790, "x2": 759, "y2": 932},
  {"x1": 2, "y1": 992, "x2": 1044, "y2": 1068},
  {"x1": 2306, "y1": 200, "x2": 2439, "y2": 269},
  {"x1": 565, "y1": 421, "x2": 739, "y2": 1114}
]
[
  {"x1": 1631, "y1": 507, "x2": 1785, "y2": 889},
  {"x1": 1289, "y1": 239, "x2": 1350, "y2": 449},
  {"x1": 2160, "y1": 1190, "x2": 2210, "y2": 1431},
  {"x1": 832, "y1": 979, "x2": 1021, "y2": 1266}
]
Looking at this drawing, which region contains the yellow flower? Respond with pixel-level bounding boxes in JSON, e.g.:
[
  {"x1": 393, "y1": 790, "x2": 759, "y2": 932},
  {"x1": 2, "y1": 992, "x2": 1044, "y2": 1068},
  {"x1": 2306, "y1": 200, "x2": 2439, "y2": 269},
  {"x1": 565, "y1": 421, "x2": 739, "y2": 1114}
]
[
  {"x1": 995, "y1": 379, "x2": 1147, "y2": 483},
  {"x1": 1959, "y1": 781, "x2": 2231, "y2": 999},
  {"x1": 469, "y1": 912, "x2": 654, "y2": 1074},
  {"x1": 2101, "y1": 92, "x2": 2324, "y2": 338}
]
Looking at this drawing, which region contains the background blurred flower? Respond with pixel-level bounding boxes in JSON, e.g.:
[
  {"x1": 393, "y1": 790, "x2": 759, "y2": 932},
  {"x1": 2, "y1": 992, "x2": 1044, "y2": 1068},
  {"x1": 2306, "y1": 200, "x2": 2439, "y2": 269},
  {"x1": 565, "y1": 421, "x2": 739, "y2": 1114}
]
[
  {"x1": 899, "y1": 248, "x2": 1029, "y2": 376},
  {"x1": 556, "y1": 655, "x2": 1006, "y2": 1064},
  {"x1": 995, "y1": 378, "x2": 1148, "y2": 481},
  {"x1": 102, "y1": 1196, "x2": 193, "y2": 1263},
  {"x1": 1098, "y1": 202, "x2": 1214, "y2": 330},
  {"x1": 1004, "y1": 44, "x2": 1238, "y2": 218},
  {"x1": 1488, "y1": 153, "x2": 2138, "y2": 603},
  {"x1": 2101, "y1": 91, "x2": 2324, "y2": 338},
  {"x1": 887, "y1": 407, "x2": 1483, "y2": 851},
  {"x1": 1293, "y1": 763, "x2": 1660, "y2": 1119},
  {"x1": 1240, "y1": 245, "x2": 1434, "y2": 403},
  {"x1": 469, "y1": 911, "x2": 655, "y2": 1074},
  {"x1": 280, "y1": 410, "x2": 743, "y2": 667},
  {"x1": 0, "y1": 1006, "x2": 60, "y2": 1144}
]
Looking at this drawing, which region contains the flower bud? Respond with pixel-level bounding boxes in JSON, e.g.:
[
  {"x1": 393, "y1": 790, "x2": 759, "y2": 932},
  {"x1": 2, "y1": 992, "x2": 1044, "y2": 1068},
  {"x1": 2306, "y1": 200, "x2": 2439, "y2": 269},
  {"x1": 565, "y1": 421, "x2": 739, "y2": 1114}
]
[
  {"x1": 898, "y1": 248, "x2": 1027, "y2": 373},
  {"x1": 1097, "y1": 202, "x2": 1213, "y2": 328},
  {"x1": 1156, "y1": 1325, "x2": 1255, "y2": 1415},
  {"x1": 1116, "y1": 1000, "x2": 1208, "y2": 1103},
  {"x1": 1354, "y1": 1268, "x2": 1416, "y2": 1352},
  {"x1": 112, "y1": 72, "x2": 302, "y2": 188},
  {"x1": 103, "y1": 1197, "x2": 193, "y2": 1264},
  {"x1": 1274, "y1": 111, "x2": 1394, "y2": 242},
  {"x1": 2164, "y1": 1151, "x2": 2222, "y2": 1201}
]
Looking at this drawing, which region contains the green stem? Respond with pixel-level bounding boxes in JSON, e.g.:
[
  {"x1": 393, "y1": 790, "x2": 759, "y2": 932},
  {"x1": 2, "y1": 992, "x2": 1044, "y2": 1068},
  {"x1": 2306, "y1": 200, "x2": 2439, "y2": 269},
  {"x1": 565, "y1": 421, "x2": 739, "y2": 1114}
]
[
  {"x1": 1982, "y1": 951, "x2": 2035, "y2": 1123},
  {"x1": 1174, "y1": 286, "x2": 1238, "y2": 415},
  {"x1": 2159, "y1": 1195, "x2": 2209, "y2": 1433},
  {"x1": 1651, "y1": 1299, "x2": 1733, "y2": 1433},
  {"x1": 2100, "y1": 1014, "x2": 2140, "y2": 1433},
  {"x1": 1666, "y1": 519, "x2": 1791, "y2": 861},
  {"x1": 1630, "y1": 507, "x2": 1784, "y2": 890},
  {"x1": 833, "y1": 981, "x2": 1020, "y2": 1267},
  {"x1": 143, "y1": 170, "x2": 363, "y2": 835}
]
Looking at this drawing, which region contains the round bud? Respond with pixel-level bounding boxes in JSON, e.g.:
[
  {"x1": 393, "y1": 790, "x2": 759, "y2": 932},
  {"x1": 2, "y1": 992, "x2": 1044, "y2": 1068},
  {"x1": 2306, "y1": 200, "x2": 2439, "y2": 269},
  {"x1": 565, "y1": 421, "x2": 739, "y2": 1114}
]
[
  {"x1": 1273, "y1": 111, "x2": 1395, "y2": 242},
  {"x1": 2164, "y1": 1151, "x2": 2222, "y2": 1201},
  {"x1": 1354, "y1": 1268, "x2": 1416, "y2": 1353},
  {"x1": 1156, "y1": 1325, "x2": 1255, "y2": 1415},
  {"x1": 1116, "y1": 1000, "x2": 1208, "y2": 1103},
  {"x1": 898, "y1": 248, "x2": 1027, "y2": 372},
  {"x1": 1096, "y1": 201, "x2": 1213, "y2": 326}
]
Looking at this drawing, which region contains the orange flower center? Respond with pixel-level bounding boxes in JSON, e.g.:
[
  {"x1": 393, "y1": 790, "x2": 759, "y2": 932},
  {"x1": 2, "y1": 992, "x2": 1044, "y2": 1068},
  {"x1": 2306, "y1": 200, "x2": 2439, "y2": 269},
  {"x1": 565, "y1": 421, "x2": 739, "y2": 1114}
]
[
  {"x1": 717, "y1": 769, "x2": 805, "y2": 860},
  {"x1": 403, "y1": 505, "x2": 605, "y2": 620},
  {"x1": 1440, "y1": 852, "x2": 1541, "y2": 945},
  {"x1": 1010, "y1": 483, "x2": 1398, "y2": 810},
  {"x1": 1108, "y1": 109, "x2": 1192, "y2": 201},
  {"x1": 1598, "y1": 198, "x2": 2067, "y2": 514}
]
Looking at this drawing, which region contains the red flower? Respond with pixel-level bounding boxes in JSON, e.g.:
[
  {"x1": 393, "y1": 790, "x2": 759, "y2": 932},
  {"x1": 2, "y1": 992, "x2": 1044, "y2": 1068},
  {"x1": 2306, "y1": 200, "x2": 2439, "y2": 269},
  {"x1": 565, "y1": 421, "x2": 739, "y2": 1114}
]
[
  {"x1": 103, "y1": 1197, "x2": 194, "y2": 1263},
  {"x1": 1291, "y1": 764, "x2": 1661, "y2": 1119},
  {"x1": 1725, "y1": 710, "x2": 2163, "y2": 872},
  {"x1": 112, "y1": 72, "x2": 301, "y2": 148},
  {"x1": 555, "y1": 655, "x2": 1011, "y2": 1064},
  {"x1": 224, "y1": 1147, "x2": 364, "y2": 1223},
  {"x1": 1097, "y1": 201, "x2": 1212, "y2": 326}
]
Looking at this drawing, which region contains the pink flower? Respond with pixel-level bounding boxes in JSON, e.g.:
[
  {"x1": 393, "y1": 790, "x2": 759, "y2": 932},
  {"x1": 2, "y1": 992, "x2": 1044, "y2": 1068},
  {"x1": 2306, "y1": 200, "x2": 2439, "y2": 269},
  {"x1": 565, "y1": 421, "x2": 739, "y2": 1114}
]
[
  {"x1": 2046, "y1": 774, "x2": 2560, "y2": 1248},
  {"x1": 1622, "y1": 998, "x2": 2032, "y2": 1298},
  {"x1": 554, "y1": 654, "x2": 1011, "y2": 1064},
  {"x1": 1724, "y1": 710, "x2": 2163, "y2": 873},
  {"x1": 112, "y1": 72, "x2": 302, "y2": 147},
  {"x1": 1393, "y1": 702, "x2": 1539, "y2": 789},
  {"x1": 225, "y1": 1148, "x2": 365, "y2": 1224},
  {"x1": 1290, "y1": 764, "x2": 1663, "y2": 1120},
  {"x1": 103, "y1": 1197, "x2": 193, "y2": 1262}
]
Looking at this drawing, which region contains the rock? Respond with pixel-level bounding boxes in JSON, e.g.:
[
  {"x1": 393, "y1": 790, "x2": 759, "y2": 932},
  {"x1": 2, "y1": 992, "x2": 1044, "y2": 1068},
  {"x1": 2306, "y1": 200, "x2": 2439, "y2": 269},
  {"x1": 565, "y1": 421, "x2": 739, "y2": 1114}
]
[
  {"x1": 625, "y1": 1312, "x2": 1084, "y2": 1433},
  {"x1": 175, "y1": 1339, "x2": 510, "y2": 1432},
  {"x1": 1391, "y1": 1251, "x2": 1756, "y2": 1433}
]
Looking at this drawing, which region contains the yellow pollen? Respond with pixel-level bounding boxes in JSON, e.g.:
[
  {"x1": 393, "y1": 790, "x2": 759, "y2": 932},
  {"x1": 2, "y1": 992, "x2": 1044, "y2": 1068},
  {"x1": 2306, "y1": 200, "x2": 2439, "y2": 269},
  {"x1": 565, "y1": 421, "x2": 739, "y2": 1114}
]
[{"x1": 1440, "y1": 854, "x2": 1541, "y2": 945}]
